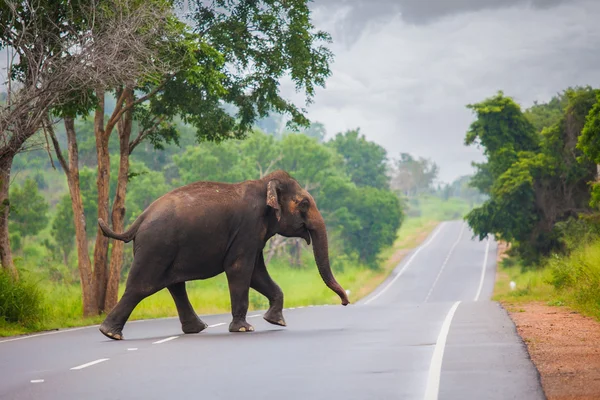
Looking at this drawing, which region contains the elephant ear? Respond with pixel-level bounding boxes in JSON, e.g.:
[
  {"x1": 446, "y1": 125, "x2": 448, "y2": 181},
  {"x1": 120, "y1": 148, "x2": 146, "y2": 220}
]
[{"x1": 267, "y1": 180, "x2": 281, "y2": 221}]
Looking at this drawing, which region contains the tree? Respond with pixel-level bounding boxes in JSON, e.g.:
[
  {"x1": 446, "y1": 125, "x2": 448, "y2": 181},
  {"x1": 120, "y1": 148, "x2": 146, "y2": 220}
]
[
  {"x1": 52, "y1": 195, "x2": 76, "y2": 266},
  {"x1": 0, "y1": 0, "x2": 165, "y2": 278},
  {"x1": 389, "y1": 153, "x2": 439, "y2": 197},
  {"x1": 465, "y1": 89, "x2": 597, "y2": 262},
  {"x1": 9, "y1": 178, "x2": 49, "y2": 238},
  {"x1": 578, "y1": 90, "x2": 600, "y2": 208},
  {"x1": 327, "y1": 129, "x2": 390, "y2": 189},
  {"x1": 333, "y1": 186, "x2": 403, "y2": 266}
]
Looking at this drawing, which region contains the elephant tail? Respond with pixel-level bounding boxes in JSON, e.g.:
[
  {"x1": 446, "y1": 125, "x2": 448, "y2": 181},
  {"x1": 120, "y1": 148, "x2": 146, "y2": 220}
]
[{"x1": 98, "y1": 215, "x2": 144, "y2": 243}]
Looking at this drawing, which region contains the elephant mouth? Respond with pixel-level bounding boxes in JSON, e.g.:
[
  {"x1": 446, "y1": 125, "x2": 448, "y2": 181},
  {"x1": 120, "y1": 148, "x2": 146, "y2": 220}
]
[{"x1": 300, "y1": 228, "x2": 311, "y2": 245}]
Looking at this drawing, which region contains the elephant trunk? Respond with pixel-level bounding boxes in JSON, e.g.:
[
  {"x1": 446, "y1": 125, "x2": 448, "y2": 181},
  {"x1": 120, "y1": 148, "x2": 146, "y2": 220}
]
[{"x1": 308, "y1": 211, "x2": 350, "y2": 306}]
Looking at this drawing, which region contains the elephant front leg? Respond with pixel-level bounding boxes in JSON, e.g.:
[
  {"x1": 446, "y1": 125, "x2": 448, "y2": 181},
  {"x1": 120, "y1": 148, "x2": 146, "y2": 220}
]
[
  {"x1": 251, "y1": 253, "x2": 286, "y2": 327},
  {"x1": 225, "y1": 261, "x2": 254, "y2": 333},
  {"x1": 168, "y1": 282, "x2": 208, "y2": 334}
]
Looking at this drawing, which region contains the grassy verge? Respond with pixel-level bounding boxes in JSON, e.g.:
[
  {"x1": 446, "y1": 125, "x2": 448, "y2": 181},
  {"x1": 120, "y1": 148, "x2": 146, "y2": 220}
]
[
  {"x1": 494, "y1": 242, "x2": 600, "y2": 320},
  {"x1": 0, "y1": 217, "x2": 440, "y2": 337}
]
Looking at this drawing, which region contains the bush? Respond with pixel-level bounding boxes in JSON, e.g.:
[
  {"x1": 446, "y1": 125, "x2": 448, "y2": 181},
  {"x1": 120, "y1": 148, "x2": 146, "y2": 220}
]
[
  {"x1": 547, "y1": 242, "x2": 600, "y2": 318},
  {"x1": 0, "y1": 270, "x2": 45, "y2": 328}
]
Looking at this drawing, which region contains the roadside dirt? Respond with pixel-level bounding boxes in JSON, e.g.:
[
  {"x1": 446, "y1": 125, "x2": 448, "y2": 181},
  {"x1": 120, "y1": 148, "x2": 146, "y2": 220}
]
[
  {"x1": 506, "y1": 302, "x2": 600, "y2": 400},
  {"x1": 497, "y1": 241, "x2": 600, "y2": 399}
]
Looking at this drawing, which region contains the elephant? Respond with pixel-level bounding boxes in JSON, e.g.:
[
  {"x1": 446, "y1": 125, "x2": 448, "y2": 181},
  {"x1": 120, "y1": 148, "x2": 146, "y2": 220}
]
[{"x1": 97, "y1": 170, "x2": 350, "y2": 340}]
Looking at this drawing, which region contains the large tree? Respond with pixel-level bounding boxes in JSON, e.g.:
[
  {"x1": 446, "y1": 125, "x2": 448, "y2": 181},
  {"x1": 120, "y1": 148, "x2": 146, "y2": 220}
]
[
  {"x1": 465, "y1": 89, "x2": 597, "y2": 262},
  {"x1": 0, "y1": 0, "x2": 168, "y2": 279}
]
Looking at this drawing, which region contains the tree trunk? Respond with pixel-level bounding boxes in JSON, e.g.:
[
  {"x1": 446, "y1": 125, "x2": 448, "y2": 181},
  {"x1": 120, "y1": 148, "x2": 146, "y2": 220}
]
[
  {"x1": 63, "y1": 118, "x2": 97, "y2": 316},
  {"x1": 93, "y1": 93, "x2": 110, "y2": 313},
  {"x1": 104, "y1": 89, "x2": 133, "y2": 312},
  {"x1": 0, "y1": 156, "x2": 17, "y2": 279}
]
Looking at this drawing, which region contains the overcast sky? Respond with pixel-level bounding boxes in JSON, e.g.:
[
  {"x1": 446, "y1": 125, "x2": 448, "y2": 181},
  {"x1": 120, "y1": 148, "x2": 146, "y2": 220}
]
[{"x1": 285, "y1": 0, "x2": 600, "y2": 182}]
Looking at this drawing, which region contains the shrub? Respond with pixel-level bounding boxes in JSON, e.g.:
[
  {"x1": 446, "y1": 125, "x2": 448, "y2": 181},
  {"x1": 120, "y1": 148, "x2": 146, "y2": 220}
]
[{"x1": 0, "y1": 271, "x2": 45, "y2": 328}]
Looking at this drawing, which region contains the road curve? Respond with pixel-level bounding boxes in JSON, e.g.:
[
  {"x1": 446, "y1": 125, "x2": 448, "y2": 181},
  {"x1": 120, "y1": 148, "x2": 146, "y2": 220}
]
[{"x1": 0, "y1": 220, "x2": 545, "y2": 400}]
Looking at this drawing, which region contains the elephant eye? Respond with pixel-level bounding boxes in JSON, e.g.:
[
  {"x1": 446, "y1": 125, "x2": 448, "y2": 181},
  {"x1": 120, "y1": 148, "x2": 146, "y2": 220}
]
[{"x1": 298, "y1": 198, "x2": 310, "y2": 212}]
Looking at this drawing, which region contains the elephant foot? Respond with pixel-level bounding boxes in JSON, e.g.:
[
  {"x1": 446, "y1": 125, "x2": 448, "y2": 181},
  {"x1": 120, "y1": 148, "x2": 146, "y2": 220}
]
[
  {"x1": 99, "y1": 322, "x2": 124, "y2": 341},
  {"x1": 181, "y1": 317, "x2": 208, "y2": 334},
  {"x1": 229, "y1": 319, "x2": 255, "y2": 333},
  {"x1": 263, "y1": 308, "x2": 286, "y2": 327}
]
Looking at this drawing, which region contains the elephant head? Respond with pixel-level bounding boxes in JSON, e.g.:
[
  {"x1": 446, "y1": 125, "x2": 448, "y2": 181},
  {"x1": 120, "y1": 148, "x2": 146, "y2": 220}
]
[{"x1": 264, "y1": 171, "x2": 350, "y2": 306}]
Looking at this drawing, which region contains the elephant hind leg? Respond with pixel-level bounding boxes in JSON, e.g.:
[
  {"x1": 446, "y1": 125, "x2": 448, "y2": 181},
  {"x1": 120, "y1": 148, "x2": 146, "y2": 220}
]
[
  {"x1": 251, "y1": 253, "x2": 285, "y2": 327},
  {"x1": 100, "y1": 288, "x2": 153, "y2": 340},
  {"x1": 168, "y1": 282, "x2": 207, "y2": 334}
]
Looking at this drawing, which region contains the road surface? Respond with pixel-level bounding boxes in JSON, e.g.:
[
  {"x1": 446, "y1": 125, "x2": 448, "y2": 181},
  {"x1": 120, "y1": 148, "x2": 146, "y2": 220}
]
[{"x1": 0, "y1": 221, "x2": 545, "y2": 399}]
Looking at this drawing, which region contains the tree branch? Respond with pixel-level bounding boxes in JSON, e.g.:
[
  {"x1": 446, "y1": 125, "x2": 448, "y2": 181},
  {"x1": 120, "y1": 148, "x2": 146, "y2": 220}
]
[
  {"x1": 47, "y1": 119, "x2": 69, "y2": 174},
  {"x1": 128, "y1": 115, "x2": 166, "y2": 154},
  {"x1": 106, "y1": 77, "x2": 172, "y2": 137}
]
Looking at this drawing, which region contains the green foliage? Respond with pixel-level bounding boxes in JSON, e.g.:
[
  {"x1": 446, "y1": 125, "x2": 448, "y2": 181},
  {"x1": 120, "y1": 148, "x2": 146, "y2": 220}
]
[
  {"x1": 125, "y1": 162, "x2": 171, "y2": 224},
  {"x1": 9, "y1": 178, "x2": 49, "y2": 238},
  {"x1": 0, "y1": 270, "x2": 44, "y2": 328},
  {"x1": 188, "y1": 0, "x2": 333, "y2": 134},
  {"x1": 52, "y1": 195, "x2": 75, "y2": 265},
  {"x1": 465, "y1": 89, "x2": 598, "y2": 263},
  {"x1": 465, "y1": 91, "x2": 539, "y2": 194},
  {"x1": 334, "y1": 187, "x2": 403, "y2": 266},
  {"x1": 578, "y1": 91, "x2": 600, "y2": 197},
  {"x1": 327, "y1": 129, "x2": 390, "y2": 189},
  {"x1": 525, "y1": 94, "x2": 568, "y2": 133}
]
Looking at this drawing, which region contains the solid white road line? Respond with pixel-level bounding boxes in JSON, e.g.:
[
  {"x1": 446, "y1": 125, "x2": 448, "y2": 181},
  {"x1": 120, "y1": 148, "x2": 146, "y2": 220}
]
[
  {"x1": 474, "y1": 238, "x2": 491, "y2": 301},
  {"x1": 208, "y1": 322, "x2": 226, "y2": 328},
  {"x1": 424, "y1": 301, "x2": 461, "y2": 400},
  {"x1": 30, "y1": 380, "x2": 44, "y2": 383},
  {"x1": 0, "y1": 326, "x2": 95, "y2": 344},
  {"x1": 424, "y1": 224, "x2": 466, "y2": 302},
  {"x1": 363, "y1": 223, "x2": 446, "y2": 305},
  {"x1": 152, "y1": 336, "x2": 178, "y2": 344},
  {"x1": 70, "y1": 358, "x2": 110, "y2": 370}
]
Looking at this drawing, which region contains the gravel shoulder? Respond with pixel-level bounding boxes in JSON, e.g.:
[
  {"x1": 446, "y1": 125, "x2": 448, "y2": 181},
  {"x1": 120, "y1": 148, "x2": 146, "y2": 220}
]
[{"x1": 504, "y1": 301, "x2": 600, "y2": 399}]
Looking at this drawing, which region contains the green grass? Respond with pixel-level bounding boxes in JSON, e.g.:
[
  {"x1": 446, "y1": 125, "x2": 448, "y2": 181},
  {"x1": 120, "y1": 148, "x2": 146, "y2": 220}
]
[{"x1": 494, "y1": 241, "x2": 600, "y2": 321}]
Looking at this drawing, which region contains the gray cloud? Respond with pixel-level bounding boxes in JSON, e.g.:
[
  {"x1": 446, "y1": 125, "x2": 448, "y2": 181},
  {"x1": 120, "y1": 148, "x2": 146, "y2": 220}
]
[
  {"x1": 314, "y1": 0, "x2": 572, "y2": 45},
  {"x1": 291, "y1": 0, "x2": 600, "y2": 182}
]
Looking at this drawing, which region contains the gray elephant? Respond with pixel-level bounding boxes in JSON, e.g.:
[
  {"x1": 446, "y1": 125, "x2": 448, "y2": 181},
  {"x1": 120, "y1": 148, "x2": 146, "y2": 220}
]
[{"x1": 97, "y1": 170, "x2": 349, "y2": 340}]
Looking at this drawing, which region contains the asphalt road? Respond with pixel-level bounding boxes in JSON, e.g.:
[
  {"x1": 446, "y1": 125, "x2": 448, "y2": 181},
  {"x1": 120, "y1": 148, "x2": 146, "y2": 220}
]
[{"x1": 0, "y1": 221, "x2": 546, "y2": 400}]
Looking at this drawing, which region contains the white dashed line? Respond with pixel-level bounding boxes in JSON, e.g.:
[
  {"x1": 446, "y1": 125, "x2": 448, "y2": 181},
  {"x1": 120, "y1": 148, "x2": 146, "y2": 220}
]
[
  {"x1": 364, "y1": 222, "x2": 446, "y2": 305},
  {"x1": 127, "y1": 348, "x2": 138, "y2": 351},
  {"x1": 30, "y1": 380, "x2": 44, "y2": 383},
  {"x1": 248, "y1": 314, "x2": 261, "y2": 318},
  {"x1": 208, "y1": 323, "x2": 226, "y2": 328},
  {"x1": 152, "y1": 336, "x2": 178, "y2": 344},
  {"x1": 424, "y1": 223, "x2": 466, "y2": 302},
  {"x1": 70, "y1": 358, "x2": 110, "y2": 370},
  {"x1": 424, "y1": 301, "x2": 461, "y2": 400},
  {"x1": 474, "y1": 238, "x2": 491, "y2": 301}
]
